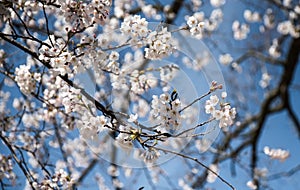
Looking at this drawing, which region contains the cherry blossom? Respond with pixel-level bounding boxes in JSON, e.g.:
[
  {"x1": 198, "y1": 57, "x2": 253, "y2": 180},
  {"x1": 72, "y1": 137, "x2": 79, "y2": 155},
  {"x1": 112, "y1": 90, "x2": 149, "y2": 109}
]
[
  {"x1": 210, "y1": 0, "x2": 225, "y2": 8},
  {"x1": 15, "y1": 64, "x2": 39, "y2": 95},
  {"x1": 205, "y1": 93, "x2": 236, "y2": 128},
  {"x1": 259, "y1": 72, "x2": 272, "y2": 89},
  {"x1": 219, "y1": 53, "x2": 233, "y2": 65},
  {"x1": 247, "y1": 180, "x2": 257, "y2": 190},
  {"x1": 58, "y1": 0, "x2": 110, "y2": 28},
  {"x1": 120, "y1": 15, "x2": 149, "y2": 46},
  {"x1": 150, "y1": 91, "x2": 182, "y2": 132},
  {"x1": 263, "y1": 146, "x2": 290, "y2": 162},
  {"x1": 0, "y1": 155, "x2": 16, "y2": 185},
  {"x1": 3, "y1": 0, "x2": 299, "y2": 190},
  {"x1": 145, "y1": 27, "x2": 175, "y2": 60},
  {"x1": 232, "y1": 20, "x2": 250, "y2": 40},
  {"x1": 187, "y1": 8, "x2": 223, "y2": 39},
  {"x1": 244, "y1": 10, "x2": 261, "y2": 23}
]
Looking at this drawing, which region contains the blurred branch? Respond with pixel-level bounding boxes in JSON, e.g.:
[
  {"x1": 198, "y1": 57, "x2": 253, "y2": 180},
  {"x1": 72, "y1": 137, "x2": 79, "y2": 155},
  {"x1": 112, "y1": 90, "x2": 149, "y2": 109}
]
[
  {"x1": 234, "y1": 50, "x2": 285, "y2": 66},
  {"x1": 165, "y1": 0, "x2": 185, "y2": 24},
  {"x1": 142, "y1": 167, "x2": 156, "y2": 190},
  {"x1": 53, "y1": 121, "x2": 72, "y2": 174},
  {"x1": 286, "y1": 100, "x2": 300, "y2": 137},
  {"x1": 268, "y1": 164, "x2": 300, "y2": 180},
  {"x1": 73, "y1": 159, "x2": 98, "y2": 186}
]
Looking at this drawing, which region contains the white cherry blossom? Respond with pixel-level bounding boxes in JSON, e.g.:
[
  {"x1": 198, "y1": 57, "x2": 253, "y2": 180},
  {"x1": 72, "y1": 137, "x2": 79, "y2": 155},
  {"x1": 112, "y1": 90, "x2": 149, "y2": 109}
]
[{"x1": 263, "y1": 146, "x2": 290, "y2": 162}]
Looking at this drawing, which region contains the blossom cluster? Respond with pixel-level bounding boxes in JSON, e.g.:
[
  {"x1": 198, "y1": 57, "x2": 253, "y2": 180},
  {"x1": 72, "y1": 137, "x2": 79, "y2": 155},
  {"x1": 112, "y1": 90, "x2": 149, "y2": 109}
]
[
  {"x1": 263, "y1": 146, "x2": 290, "y2": 162},
  {"x1": 232, "y1": 20, "x2": 250, "y2": 40},
  {"x1": 210, "y1": 0, "x2": 225, "y2": 7},
  {"x1": 141, "y1": 4, "x2": 161, "y2": 20},
  {"x1": 31, "y1": 169, "x2": 73, "y2": 189},
  {"x1": 110, "y1": 67, "x2": 157, "y2": 94},
  {"x1": 14, "y1": 64, "x2": 40, "y2": 95},
  {"x1": 277, "y1": 20, "x2": 300, "y2": 38},
  {"x1": 113, "y1": 0, "x2": 134, "y2": 18},
  {"x1": 120, "y1": 15, "x2": 149, "y2": 46},
  {"x1": 77, "y1": 37, "x2": 118, "y2": 74},
  {"x1": 115, "y1": 125, "x2": 134, "y2": 149},
  {"x1": 178, "y1": 178, "x2": 193, "y2": 190},
  {"x1": 17, "y1": 127, "x2": 40, "y2": 150},
  {"x1": 150, "y1": 91, "x2": 182, "y2": 132},
  {"x1": 205, "y1": 93, "x2": 236, "y2": 128},
  {"x1": 39, "y1": 70, "x2": 110, "y2": 139},
  {"x1": 77, "y1": 112, "x2": 108, "y2": 140},
  {"x1": 120, "y1": 15, "x2": 176, "y2": 60},
  {"x1": 186, "y1": 13, "x2": 206, "y2": 39},
  {"x1": 58, "y1": 0, "x2": 110, "y2": 28},
  {"x1": 241, "y1": 6, "x2": 300, "y2": 40},
  {"x1": 61, "y1": 138, "x2": 95, "y2": 168},
  {"x1": 246, "y1": 167, "x2": 268, "y2": 189},
  {"x1": 0, "y1": 1, "x2": 44, "y2": 29},
  {"x1": 60, "y1": 84, "x2": 82, "y2": 114},
  {"x1": 268, "y1": 38, "x2": 281, "y2": 58},
  {"x1": 0, "y1": 155, "x2": 16, "y2": 185},
  {"x1": 58, "y1": 83, "x2": 109, "y2": 139},
  {"x1": 259, "y1": 72, "x2": 272, "y2": 89},
  {"x1": 246, "y1": 180, "x2": 257, "y2": 190},
  {"x1": 186, "y1": 8, "x2": 223, "y2": 39},
  {"x1": 145, "y1": 27, "x2": 175, "y2": 60},
  {"x1": 111, "y1": 63, "x2": 177, "y2": 96},
  {"x1": 244, "y1": 10, "x2": 261, "y2": 23},
  {"x1": 263, "y1": 9, "x2": 275, "y2": 29},
  {"x1": 129, "y1": 70, "x2": 157, "y2": 94},
  {"x1": 38, "y1": 36, "x2": 75, "y2": 76}
]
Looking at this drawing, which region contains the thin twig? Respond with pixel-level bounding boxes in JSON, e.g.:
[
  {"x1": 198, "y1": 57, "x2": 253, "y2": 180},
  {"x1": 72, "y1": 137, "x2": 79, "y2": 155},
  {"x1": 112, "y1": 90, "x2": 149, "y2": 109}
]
[
  {"x1": 149, "y1": 146, "x2": 236, "y2": 190},
  {"x1": 179, "y1": 90, "x2": 211, "y2": 113},
  {"x1": 172, "y1": 117, "x2": 215, "y2": 137}
]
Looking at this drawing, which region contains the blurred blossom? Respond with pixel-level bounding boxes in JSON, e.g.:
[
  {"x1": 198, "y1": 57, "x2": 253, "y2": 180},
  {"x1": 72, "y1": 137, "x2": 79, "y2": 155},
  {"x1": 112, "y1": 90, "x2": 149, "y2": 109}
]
[
  {"x1": 268, "y1": 39, "x2": 281, "y2": 58},
  {"x1": 244, "y1": 10, "x2": 260, "y2": 22},
  {"x1": 263, "y1": 146, "x2": 290, "y2": 162},
  {"x1": 206, "y1": 164, "x2": 219, "y2": 183},
  {"x1": 210, "y1": 0, "x2": 225, "y2": 7},
  {"x1": 140, "y1": 148, "x2": 161, "y2": 164},
  {"x1": 232, "y1": 20, "x2": 250, "y2": 40},
  {"x1": 247, "y1": 180, "x2": 257, "y2": 190},
  {"x1": 259, "y1": 72, "x2": 272, "y2": 89},
  {"x1": 219, "y1": 53, "x2": 233, "y2": 65}
]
